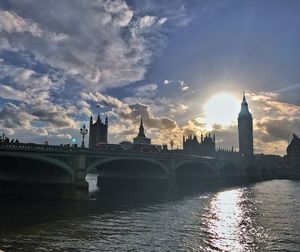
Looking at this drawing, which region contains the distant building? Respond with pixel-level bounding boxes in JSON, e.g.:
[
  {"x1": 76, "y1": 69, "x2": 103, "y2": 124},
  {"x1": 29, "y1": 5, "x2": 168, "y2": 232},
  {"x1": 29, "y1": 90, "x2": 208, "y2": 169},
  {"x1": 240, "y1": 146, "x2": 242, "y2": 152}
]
[
  {"x1": 89, "y1": 114, "x2": 108, "y2": 148},
  {"x1": 216, "y1": 147, "x2": 240, "y2": 160},
  {"x1": 287, "y1": 134, "x2": 300, "y2": 167},
  {"x1": 238, "y1": 92, "x2": 253, "y2": 161},
  {"x1": 133, "y1": 117, "x2": 151, "y2": 144},
  {"x1": 182, "y1": 133, "x2": 215, "y2": 156}
]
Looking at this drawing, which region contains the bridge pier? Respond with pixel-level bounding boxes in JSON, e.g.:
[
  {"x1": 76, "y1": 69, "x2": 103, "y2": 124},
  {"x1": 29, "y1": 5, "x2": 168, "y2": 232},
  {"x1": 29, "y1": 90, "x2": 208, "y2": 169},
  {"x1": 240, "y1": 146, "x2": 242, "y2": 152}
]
[
  {"x1": 59, "y1": 180, "x2": 89, "y2": 200},
  {"x1": 70, "y1": 152, "x2": 89, "y2": 200}
]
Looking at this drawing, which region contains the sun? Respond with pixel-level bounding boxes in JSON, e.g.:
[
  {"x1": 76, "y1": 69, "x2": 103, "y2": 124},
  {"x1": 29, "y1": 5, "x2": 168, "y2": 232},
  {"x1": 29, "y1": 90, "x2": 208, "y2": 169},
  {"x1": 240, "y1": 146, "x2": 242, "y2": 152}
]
[{"x1": 204, "y1": 93, "x2": 240, "y2": 129}]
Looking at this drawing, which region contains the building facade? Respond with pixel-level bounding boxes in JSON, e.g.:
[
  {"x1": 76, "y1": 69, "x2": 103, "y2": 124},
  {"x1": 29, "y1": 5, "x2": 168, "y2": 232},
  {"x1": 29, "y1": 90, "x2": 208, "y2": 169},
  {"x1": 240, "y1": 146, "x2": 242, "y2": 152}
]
[
  {"x1": 238, "y1": 93, "x2": 253, "y2": 161},
  {"x1": 133, "y1": 118, "x2": 151, "y2": 144},
  {"x1": 215, "y1": 147, "x2": 240, "y2": 160},
  {"x1": 182, "y1": 133, "x2": 215, "y2": 156},
  {"x1": 89, "y1": 114, "x2": 108, "y2": 148},
  {"x1": 287, "y1": 134, "x2": 300, "y2": 167}
]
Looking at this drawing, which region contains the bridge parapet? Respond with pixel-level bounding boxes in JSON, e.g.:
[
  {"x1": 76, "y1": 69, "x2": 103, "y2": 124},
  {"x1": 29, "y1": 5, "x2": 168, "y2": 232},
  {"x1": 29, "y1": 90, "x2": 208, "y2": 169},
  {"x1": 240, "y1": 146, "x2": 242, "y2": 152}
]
[
  {"x1": 0, "y1": 142, "x2": 240, "y2": 162},
  {"x1": 0, "y1": 142, "x2": 77, "y2": 153}
]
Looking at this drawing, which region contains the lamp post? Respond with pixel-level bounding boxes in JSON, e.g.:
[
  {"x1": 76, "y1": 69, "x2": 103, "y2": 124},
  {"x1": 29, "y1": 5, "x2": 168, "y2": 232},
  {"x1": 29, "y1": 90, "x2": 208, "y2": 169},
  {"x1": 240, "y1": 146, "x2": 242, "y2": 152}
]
[
  {"x1": 80, "y1": 125, "x2": 88, "y2": 148},
  {"x1": 170, "y1": 139, "x2": 174, "y2": 150}
]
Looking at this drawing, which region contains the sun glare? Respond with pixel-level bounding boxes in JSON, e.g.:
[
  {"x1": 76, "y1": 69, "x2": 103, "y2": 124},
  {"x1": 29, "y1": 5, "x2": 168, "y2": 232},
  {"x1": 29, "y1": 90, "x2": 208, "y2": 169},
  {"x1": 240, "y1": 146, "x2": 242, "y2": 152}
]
[{"x1": 204, "y1": 93, "x2": 240, "y2": 129}]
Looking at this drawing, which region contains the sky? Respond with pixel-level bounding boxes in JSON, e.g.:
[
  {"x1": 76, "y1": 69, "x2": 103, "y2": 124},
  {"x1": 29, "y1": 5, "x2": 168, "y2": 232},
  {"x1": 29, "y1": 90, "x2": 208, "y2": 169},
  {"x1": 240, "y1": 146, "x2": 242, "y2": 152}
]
[{"x1": 0, "y1": 0, "x2": 299, "y2": 155}]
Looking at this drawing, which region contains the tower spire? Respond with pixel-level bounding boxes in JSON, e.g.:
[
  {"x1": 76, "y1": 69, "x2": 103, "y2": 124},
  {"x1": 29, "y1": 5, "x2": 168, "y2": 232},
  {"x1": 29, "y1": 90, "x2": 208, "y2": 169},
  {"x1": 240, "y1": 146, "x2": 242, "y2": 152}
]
[
  {"x1": 96, "y1": 104, "x2": 101, "y2": 121},
  {"x1": 242, "y1": 91, "x2": 247, "y2": 104},
  {"x1": 239, "y1": 91, "x2": 250, "y2": 116},
  {"x1": 138, "y1": 116, "x2": 145, "y2": 137}
]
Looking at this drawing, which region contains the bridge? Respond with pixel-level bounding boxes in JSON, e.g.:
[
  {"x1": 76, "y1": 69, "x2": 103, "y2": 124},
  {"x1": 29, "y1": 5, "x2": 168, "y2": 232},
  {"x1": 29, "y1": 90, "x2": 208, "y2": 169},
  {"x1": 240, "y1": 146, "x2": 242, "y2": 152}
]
[{"x1": 0, "y1": 142, "x2": 250, "y2": 200}]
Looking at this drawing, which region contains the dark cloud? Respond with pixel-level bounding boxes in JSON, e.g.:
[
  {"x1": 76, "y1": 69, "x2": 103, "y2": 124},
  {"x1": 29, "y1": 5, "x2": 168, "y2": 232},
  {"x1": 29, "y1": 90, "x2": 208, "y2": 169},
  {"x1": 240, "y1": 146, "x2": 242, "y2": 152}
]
[{"x1": 256, "y1": 118, "x2": 300, "y2": 142}]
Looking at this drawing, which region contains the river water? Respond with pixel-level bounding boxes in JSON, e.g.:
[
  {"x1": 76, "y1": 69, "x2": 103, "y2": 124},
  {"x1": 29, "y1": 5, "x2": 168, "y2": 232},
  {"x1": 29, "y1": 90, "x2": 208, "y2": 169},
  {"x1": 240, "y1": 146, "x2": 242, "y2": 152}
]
[{"x1": 0, "y1": 175, "x2": 300, "y2": 251}]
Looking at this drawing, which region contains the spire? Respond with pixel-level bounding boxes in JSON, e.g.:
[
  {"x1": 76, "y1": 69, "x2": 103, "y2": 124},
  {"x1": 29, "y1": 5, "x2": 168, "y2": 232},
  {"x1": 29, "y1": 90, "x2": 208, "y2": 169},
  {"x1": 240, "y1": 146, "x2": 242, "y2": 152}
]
[
  {"x1": 239, "y1": 91, "x2": 251, "y2": 117},
  {"x1": 138, "y1": 117, "x2": 146, "y2": 137},
  {"x1": 90, "y1": 115, "x2": 93, "y2": 124},
  {"x1": 96, "y1": 104, "x2": 101, "y2": 122},
  {"x1": 242, "y1": 91, "x2": 248, "y2": 106}
]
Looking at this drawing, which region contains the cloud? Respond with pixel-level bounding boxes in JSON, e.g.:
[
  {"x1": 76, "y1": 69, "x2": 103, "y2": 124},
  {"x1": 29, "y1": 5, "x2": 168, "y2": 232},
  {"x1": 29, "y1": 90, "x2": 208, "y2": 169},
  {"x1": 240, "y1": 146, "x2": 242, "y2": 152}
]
[
  {"x1": 162, "y1": 79, "x2": 190, "y2": 91},
  {"x1": 139, "y1": 15, "x2": 158, "y2": 28},
  {"x1": 132, "y1": 0, "x2": 191, "y2": 28},
  {"x1": 0, "y1": 0, "x2": 188, "y2": 91},
  {"x1": 0, "y1": 102, "x2": 35, "y2": 129},
  {"x1": 133, "y1": 84, "x2": 158, "y2": 98},
  {"x1": 0, "y1": 1, "x2": 140, "y2": 89},
  {"x1": 0, "y1": 63, "x2": 63, "y2": 103},
  {"x1": 171, "y1": 104, "x2": 189, "y2": 114},
  {"x1": 0, "y1": 84, "x2": 27, "y2": 101},
  {"x1": 80, "y1": 91, "x2": 130, "y2": 113},
  {"x1": 138, "y1": 15, "x2": 168, "y2": 30},
  {"x1": 0, "y1": 62, "x2": 78, "y2": 131},
  {"x1": 0, "y1": 10, "x2": 42, "y2": 36},
  {"x1": 178, "y1": 80, "x2": 189, "y2": 91},
  {"x1": 0, "y1": 64, "x2": 79, "y2": 141}
]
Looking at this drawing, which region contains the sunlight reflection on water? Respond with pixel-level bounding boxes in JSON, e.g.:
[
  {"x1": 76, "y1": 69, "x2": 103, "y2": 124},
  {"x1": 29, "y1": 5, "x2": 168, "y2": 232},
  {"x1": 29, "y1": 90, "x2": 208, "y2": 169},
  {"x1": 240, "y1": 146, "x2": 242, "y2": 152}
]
[
  {"x1": 202, "y1": 188, "x2": 269, "y2": 252},
  {"x1": 208, "y1": 189, "x2": 244, "y2": 251}
]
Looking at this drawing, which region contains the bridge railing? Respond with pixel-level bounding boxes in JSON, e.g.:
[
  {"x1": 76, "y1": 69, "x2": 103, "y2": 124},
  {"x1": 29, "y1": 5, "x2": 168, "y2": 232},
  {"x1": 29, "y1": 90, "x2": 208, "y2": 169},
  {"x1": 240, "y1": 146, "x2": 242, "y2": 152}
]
[
  {"x1": 0, "y1": 142, "x2": 240, "y2": 161},
  {"x1": 0, "y1": 142, "x2": 75, "y2": 152}
]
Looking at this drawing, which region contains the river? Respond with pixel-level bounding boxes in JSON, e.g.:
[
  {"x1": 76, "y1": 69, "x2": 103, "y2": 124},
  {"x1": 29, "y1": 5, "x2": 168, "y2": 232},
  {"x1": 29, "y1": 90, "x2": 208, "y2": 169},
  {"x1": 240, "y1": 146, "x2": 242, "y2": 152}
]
[{"x1": 0, "y1": 175, "x2": 300, "y2": 251}]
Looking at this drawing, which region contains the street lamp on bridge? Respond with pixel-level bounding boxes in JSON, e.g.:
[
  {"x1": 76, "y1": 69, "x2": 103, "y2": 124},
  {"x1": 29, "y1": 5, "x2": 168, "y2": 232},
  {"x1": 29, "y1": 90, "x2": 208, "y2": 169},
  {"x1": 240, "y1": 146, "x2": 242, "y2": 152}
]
[{"x1": 80, "y1": 125, "x2": 88, "y2": 148}]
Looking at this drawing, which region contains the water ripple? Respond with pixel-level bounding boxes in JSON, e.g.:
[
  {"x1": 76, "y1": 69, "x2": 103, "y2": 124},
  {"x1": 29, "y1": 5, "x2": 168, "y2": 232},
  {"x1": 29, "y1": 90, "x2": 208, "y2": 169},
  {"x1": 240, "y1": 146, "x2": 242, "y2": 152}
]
[{"x1": 0, "y1": 179, "x2": 300, "y2": 251}]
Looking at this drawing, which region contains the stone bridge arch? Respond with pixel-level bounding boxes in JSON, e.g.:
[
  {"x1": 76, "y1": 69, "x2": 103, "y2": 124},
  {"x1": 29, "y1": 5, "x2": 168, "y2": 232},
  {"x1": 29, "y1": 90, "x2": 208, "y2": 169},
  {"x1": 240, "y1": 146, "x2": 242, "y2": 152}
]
[
  {"x1": 174, "y1": 160, "x2": 216, "y2": 173},
  {"x1": 87, "y1": 157, "x2": 169, "y2": 178},
  {"x1": 0, "y1": 152, "x2": 75, "y2": 182},
  {"x1": 87, "y1": 156, "x2": 170, "y2": 191}
]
